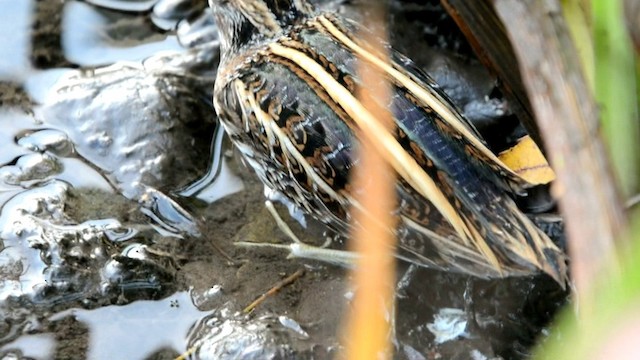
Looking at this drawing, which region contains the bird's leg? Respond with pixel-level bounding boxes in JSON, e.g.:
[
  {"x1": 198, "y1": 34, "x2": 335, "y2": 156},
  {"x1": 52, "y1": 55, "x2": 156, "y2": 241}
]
[
  {"x1": 264, "y1": 199, "x2": 305, "y2": 244},
  {"x1": 235, "y1": 200, "x2": 358, "y2": 266},
  {"x1": 264, "y1": 199, "x2": 332, "y2": 248},
  {"x1": 235, "y1": 241, "x2": 359, "y2": 266}
]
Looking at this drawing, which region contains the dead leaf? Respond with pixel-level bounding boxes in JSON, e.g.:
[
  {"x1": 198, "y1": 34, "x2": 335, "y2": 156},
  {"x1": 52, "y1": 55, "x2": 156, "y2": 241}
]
[{"x1": 499, "y1": 135, "x2": 556, "y2": 185}]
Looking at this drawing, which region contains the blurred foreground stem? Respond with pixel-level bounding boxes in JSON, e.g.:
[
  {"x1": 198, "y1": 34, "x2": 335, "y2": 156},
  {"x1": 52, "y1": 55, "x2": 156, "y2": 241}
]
[
  {"x1": 492, "y1": 0, "x2": 627, "y2": 313},
  {"x1": 340, "y1": 4, "x2": 397, "y2": 359}
]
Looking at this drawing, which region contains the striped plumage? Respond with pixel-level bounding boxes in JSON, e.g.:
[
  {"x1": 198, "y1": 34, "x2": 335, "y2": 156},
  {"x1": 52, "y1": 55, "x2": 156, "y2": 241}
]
[{"x1": 209, "y1": 0, "x2": 568, "y2": 284}]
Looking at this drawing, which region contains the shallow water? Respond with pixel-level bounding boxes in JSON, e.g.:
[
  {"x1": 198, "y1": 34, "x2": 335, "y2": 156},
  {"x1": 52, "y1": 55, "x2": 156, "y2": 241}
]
[{"x1": 0, "y1": 0, "x2": 567, "y2": 359}]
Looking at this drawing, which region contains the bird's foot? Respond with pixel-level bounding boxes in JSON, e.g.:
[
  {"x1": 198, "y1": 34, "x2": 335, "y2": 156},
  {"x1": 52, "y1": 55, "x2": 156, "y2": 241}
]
[{"x1": 235, "y1": 200, "x2": 357, "y2": 266}]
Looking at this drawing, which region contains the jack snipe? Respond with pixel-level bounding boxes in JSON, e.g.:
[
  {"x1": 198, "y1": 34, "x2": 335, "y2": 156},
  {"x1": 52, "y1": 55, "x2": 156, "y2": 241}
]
[{"x1": 209, "y1": 0, "x2": 568, "y2": 285}]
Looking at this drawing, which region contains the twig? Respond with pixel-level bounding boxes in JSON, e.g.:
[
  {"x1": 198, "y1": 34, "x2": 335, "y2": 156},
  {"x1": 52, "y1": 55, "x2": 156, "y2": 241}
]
[{"x1": 243, "y1": 269, "x2": 305, "y2": 313}]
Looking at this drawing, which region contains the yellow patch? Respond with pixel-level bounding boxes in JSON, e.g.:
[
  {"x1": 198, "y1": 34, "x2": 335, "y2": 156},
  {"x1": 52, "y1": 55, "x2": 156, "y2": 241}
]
[{"x1": 498, "y1": 136, "x2": 556, "y2": 185}]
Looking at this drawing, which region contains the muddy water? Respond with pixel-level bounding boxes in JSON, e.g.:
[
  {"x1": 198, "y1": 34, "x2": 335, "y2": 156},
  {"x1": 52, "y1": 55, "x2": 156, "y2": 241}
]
[{"x1": 0, "y1": 0, "x2": 567, "y2": 359}]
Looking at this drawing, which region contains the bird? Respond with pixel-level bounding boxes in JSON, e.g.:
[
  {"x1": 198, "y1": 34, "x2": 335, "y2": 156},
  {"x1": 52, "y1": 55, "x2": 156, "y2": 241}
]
[{"x1": 208, "y1": 0, "x2": 568, "y2": 285}]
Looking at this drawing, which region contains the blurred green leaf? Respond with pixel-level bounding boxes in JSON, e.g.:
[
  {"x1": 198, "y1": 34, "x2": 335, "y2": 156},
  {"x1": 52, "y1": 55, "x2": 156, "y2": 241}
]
[
  {"x1": 592, "y1": 0, "x2": 640, "y2": 195},
  {"x1": 562, "y1": 0, "x2": 595, "y2": 89}
]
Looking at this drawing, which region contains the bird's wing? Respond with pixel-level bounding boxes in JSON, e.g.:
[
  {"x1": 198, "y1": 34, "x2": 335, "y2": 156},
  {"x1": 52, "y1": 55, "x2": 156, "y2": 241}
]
[
  {"x1": 391, "y1": 87, "x2": 567, "y2": 283},
  {"x1": 312, "y1": 14, "x2": 531, "y2": 192},
  {"x1": 214, "y1": 61, "x2": 356, "y2": 233},
  {"x1": 305, "y1": 13, "x2": 566, "y2": 282}
]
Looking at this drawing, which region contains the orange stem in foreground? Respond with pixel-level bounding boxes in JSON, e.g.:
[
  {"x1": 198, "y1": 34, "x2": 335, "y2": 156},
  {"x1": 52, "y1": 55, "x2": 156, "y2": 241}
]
[{"x1": 340, "y1": 8, "x2": 398, "y2": 359}]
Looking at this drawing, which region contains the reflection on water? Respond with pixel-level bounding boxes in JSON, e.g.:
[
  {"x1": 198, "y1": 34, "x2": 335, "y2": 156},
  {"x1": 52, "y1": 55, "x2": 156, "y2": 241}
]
[
  {"x1": 86, "y1": 0, "x2": 158, "y2": 12},
  {"x1": 62, "y1": 1, "x2": 182, "y2": 66},
  {"x1": 34, "y1": 59, "x2": 215, "y2": 197},
  {"x1": 179, "y1": 124, "x2": 244, "y2": 203},
  {"x1": 187, "y1": 311, "x2": 317, "y2": 359},
  {"x1": 0, "y1": 180, "x2": 179, "y2": 307},
  {"x1": 1, "y1": 333, "x2": 56, "y2": 359},
  {"x1": 0, "y1": 110, "x2": 44, "y2": 176},
  {"x1": 51, "y1": 291, "x2": 209, "y2": 359},
  {"x1": 427, "y1": 308, "x2": 468, "y2": 344},
  {"x1": 0, "y1": 0, "x2": 33, "y2": 81},
  {"x1": 153, "y1": 0, "x2": 210, "y2": 31}
]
